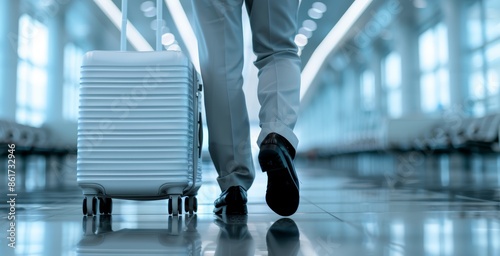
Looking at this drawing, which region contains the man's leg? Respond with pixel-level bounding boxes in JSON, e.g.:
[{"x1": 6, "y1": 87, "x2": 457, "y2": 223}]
[
  {"x1": 246, "y1": 0, "x2": 301, "y2": 216},
  {"x1": 192, "y1": 0, "x2": 255, "y2": 213},
  {"x1": 246, "y1": 0, "x2": 301, "y2": 149}
]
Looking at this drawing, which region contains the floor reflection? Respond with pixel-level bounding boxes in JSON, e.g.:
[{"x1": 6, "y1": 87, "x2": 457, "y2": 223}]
[
  {"x1": 0, "y1": 159, "x2": 499, "y2": 256},
  {"x1": 213, "y1": 215, "x2": 255, "y2": 256},
  {"x1": 77, "y1": 215, "x2": 201, "y2": 255},
  {"x1": 212, "y1": 215, "x2": 300, "y2": 256},
  {"x1": 266, "y1": 218, "x2": 300, "y2": 256},
  {"x1": 77, "y1": 214, "x2": 302, "y2": 256}
]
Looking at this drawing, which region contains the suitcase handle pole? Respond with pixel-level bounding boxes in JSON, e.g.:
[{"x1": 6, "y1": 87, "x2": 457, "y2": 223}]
[
  {"x1": 120, "y1": 0, "x2": 128, "y2": 51},
  {"x1": 156, "y1": 0, "x2": 162, "y2": 51},
  {"x1": 120, "y1": 0, "x2": 162, "y2": 51}
]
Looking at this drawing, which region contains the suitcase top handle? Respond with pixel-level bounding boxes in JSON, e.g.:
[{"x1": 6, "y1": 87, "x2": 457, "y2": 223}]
[{"x1": 120, "y1": 0, "x2": 163, "y2": 52}]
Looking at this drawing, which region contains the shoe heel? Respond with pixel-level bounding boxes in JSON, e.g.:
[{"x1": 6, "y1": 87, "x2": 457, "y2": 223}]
[{"x1": 259, "y1": 144, "x2": 286, "y2": 172}]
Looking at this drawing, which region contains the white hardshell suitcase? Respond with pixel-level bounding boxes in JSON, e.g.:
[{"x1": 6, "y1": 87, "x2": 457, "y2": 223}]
[{"x1": 77, "y1": 0, "x2": 202, "y2": 216}]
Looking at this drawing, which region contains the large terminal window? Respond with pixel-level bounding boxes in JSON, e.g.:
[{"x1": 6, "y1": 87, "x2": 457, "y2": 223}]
[
  {"x1": 383, "y1": 51, "x2": 402, "y2": 118},
  {"x1": 16, "y1": 14, "x2": 48, "y2": 127},
  {"x1": 419, "y1": 22, "x2": 449, "y2": 114},
  {"x1": 361, "y1": 69, "x2": 376, "y2": 112},
  {"x1": 467, "y1": 0, "x2": 500, "y2": 116},
  {"x1": 63, "y1": 43, "x2": 84, "y2": 121}
]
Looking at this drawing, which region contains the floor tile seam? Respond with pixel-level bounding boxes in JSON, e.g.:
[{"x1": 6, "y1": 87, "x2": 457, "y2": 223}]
[{"x1": 301, "y1": 196, "x2": 345, "y2": 222}]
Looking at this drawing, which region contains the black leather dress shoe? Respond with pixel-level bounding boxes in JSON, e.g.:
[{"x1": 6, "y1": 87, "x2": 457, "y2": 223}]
[
  {"x1": 258, "y1": 133, "x2": 300, "y2": 216},
  {"x1": 214, "y1": 186, "x2": 248, "y2": 215}
]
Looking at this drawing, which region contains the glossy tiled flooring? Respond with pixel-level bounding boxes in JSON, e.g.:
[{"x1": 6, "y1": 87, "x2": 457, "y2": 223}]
[{"x1": 1, "y1": 161, "x2": 500, "y2": 256}]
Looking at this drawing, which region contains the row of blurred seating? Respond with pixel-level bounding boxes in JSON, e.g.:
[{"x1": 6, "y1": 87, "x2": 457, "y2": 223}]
[
  {"x1": 302, "y1": 113, "x2": 500, "y2": 158},
  {"x1": 0, "y1": 120, "x2": 76, "y2": 155},
  {"x1": 412, "y1": 113, "x2": 500, "y2": 152},
  {"x1": 0, "y1": 120, "x2": 49, "y2": 148},
  {"x1": 321, "y1": 131, "x2": 385, "y2": 155}
]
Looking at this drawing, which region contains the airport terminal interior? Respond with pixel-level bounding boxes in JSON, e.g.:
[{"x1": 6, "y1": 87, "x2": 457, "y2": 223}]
[{"x1": 1, "y1": 0, "x2": 500, "y2": 255}]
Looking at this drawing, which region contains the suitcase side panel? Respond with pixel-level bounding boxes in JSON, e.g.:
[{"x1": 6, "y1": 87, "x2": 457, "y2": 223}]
[{"x1": 77, "y1": 51, "x2": 198, "y2": 198}]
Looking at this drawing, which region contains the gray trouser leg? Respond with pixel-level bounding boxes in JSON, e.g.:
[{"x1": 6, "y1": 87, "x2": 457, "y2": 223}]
[
  {"x1": 192, "y1": 0, "x2": 301, "y2": 191},
  {"x1": 246, "y1": 0, "x2": 301, "y2": 150},
  {"x1": 192, "y1": 0, "x2": 255, "y2": 191}
]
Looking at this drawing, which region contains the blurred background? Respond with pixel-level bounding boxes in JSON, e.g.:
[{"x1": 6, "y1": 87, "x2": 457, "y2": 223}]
[
  {"x1": 1, "y1": 0, "x2": 499, "y2": 192},
  {"x1": 0, "y1": 1, "x2": 499, "y2": 255}
]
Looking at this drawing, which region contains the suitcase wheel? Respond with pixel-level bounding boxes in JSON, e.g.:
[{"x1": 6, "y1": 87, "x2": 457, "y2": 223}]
[
  {"x1": 99, "y1": 197, "x2": 113, "y2": 215},
  {"x1": 193, "y1": 197, "x2": 198, "y2": 212},
  {"x1": 83, "y1": 197, "x2": 97, "y2": 216},
  {"x1": 82, "y1": 198, "x2": 87, "y2": 215},
  {"x1": 185, "y1": 196, "x2": 198, "y2": 215},
  {"x1": 168, "y1": 195, "x2": 182, "y2": 216}
]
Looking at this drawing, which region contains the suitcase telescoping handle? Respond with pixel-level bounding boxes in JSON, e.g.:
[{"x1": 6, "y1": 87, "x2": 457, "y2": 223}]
[{"x1": 120, "y1": 0, "x2": 163, "y2": 51}]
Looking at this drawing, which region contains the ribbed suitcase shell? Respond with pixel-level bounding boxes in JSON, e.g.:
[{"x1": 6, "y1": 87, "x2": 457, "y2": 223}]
[{"x1": 77, "y1": 50, "x2": 202, "y2": 199}]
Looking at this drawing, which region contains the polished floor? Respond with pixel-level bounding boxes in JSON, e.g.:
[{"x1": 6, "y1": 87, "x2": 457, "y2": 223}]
[{"x1": 1, "y1": 159, "x2": 500, "y2": 256}]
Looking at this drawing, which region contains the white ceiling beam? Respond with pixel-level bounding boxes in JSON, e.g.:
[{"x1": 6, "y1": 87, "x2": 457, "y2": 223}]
[
  {"x1": 93, "y1": 0, "x2": 153, "y2": 51},
  {"x1": 164, "y1": 0, "x2": 200, "y2": 73},
  {"x1": 300, "y1": 0, "x2": 374, "y2": 101}
]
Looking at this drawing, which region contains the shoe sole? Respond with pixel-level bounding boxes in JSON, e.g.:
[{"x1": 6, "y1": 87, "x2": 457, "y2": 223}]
[{"x1": 259, "y1": 144, "x2": 299, "y2": 216}]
